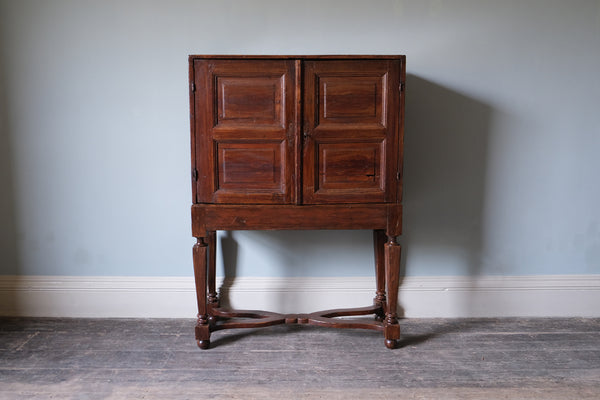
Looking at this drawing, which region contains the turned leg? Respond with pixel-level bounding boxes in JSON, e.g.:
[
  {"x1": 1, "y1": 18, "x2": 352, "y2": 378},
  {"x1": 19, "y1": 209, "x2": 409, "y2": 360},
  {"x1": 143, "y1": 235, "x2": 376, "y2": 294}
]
[
  {"x1": 373, "y1": 229, "x2": 387, "y2": 321},
  {"x1": 207, "y1": 231, "x2": 219, "y2": 314},
  {"x1": 384, "y1": 235, "x2": 401, "y2": 349},
  {"x1": 193, "y1": 236, "x2": 211, "y2": 349}
]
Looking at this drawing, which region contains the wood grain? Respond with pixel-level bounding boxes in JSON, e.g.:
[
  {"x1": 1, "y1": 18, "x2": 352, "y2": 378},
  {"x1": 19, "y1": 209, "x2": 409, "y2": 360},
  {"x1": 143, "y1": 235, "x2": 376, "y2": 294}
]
[{"x1": 189, "y1": 55, "x2": 405, "y2": 60}]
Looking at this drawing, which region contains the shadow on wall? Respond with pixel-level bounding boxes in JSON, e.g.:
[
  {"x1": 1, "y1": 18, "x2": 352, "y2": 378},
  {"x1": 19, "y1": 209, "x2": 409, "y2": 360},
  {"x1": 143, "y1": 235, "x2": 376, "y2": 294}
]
[
  {"x1": 216, "y1": 75, "x2": 493, "y2": 317},
  {"x1": 218, "y1": 231, "x2": 238, "y2": 309},
  {"x1": 217, "y1": 229, "x2": 373, "y2": 311},
  {"x1": 402, "y1": 74, "x2": 492, "y2": 278},
  {"x1": 0, "y1": 53, "x2": 22, "y2": 315}
]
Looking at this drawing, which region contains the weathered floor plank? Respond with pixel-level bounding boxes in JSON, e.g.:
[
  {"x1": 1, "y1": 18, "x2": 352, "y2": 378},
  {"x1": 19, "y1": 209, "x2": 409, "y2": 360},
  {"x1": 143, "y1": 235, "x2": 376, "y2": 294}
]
[{"x1": 1, "y1": 318, "x2": 599, "y2": 399}]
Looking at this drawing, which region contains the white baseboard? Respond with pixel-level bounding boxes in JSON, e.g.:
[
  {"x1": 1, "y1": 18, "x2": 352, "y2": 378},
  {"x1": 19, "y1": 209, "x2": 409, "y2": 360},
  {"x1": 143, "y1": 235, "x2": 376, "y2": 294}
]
[{"x1": 1, "y1": 275, "x2": 599, "y2": 318}]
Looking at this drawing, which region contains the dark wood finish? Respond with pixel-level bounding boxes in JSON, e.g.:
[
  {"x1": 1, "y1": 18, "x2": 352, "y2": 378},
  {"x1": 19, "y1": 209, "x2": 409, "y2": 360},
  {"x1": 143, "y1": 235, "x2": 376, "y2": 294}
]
[
  {"x1": 189, "y1": 55, "x2": 405, "y2": 60},
  {"x1": 192, "y1": 237, "x2": 210, "y2": 349},
  {"x1": 384, "y1": 236, "x2": 402, "y2": 348},
  {"x1": 302, "y1": 60, "x2": 400, "y2": 204},
  {"x1": 293, "y1": 59, "x2": 302, "y2": 204},
  {"x1": 192, "y1": 59, "x2": 296, "y2": 204},
  {"x1": 189, "y1": 55, "x2": 405, "y2": 349},
  {"x1": 191, "y1": 204, "x2": 401, "y2": 236}
]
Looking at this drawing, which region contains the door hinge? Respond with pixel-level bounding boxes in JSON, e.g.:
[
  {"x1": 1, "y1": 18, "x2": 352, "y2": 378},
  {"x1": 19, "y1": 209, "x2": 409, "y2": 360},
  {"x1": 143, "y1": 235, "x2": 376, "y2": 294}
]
[
  {"x1": 190, "y1": 82, "x2": 196, "y2": 92},
  {"x1": 399, "y1": 82, "x2": 405, "y2": 92},
  {"x1": 192, "y1": 168, "x2": 198, "y2": 181},
  {"x1": 396, "y1": 171, "x2": 402, "y2": 180}
]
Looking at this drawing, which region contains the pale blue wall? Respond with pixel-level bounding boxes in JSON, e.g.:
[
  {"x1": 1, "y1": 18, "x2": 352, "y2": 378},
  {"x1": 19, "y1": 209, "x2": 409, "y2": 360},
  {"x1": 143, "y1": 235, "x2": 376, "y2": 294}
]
[{"x1": 1, "y1": 0, "x2": 599, "y2": 277}]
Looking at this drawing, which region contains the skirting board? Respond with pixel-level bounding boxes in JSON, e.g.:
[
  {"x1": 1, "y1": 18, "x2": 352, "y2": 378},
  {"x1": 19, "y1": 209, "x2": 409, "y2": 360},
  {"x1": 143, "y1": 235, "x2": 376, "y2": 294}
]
[{"x1": 0, "y1": 275, "x2": 599, "y2": 318}]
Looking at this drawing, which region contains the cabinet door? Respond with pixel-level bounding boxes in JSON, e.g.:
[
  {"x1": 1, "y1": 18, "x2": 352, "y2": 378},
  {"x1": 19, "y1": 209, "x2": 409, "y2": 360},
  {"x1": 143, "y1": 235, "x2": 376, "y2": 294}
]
[
  {"x1": 192, "y1": 59, "x2": 296, "y2": 204},
  {"x1": 302, "y1": 60, "x2": 400, "y2": 204}
]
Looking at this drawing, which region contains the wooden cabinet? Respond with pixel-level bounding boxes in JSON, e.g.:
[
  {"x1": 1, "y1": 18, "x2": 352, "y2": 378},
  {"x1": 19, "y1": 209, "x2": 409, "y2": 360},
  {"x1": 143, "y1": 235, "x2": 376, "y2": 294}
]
[{"x1": 189, "y1": 55, "x2": 405, "y2": 349}]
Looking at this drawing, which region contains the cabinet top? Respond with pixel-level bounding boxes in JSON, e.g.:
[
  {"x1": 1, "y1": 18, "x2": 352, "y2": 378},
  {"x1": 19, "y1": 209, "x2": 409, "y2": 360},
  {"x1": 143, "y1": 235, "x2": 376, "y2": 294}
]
[{"x1": 188, "y1": 54, "x2": 405, "y2": 61}]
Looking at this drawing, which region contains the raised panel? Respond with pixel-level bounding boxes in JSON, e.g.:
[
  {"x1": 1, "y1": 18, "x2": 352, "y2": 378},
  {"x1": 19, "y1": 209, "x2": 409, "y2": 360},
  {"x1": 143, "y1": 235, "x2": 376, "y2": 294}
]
[
  {"x1": 216, "y1": 141, "x2": 283, "y2": 191},
  {"x1": 216, "y1": 76, "x2": 284, "y2": 127},
  {"x1": 319, "y1": 76, "x2": 385, "y2": 126},
  {"x1": 318, "y1": 142, "x2": 383, "y2": 191}
]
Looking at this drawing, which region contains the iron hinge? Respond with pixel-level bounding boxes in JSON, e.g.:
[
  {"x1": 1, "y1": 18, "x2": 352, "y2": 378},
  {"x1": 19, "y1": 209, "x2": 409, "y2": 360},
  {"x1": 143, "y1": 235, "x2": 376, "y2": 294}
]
[
  {"x1": 399, "y1": 82, "x2": 405, "y2": 92},
  {"x1": 192, "y1": 168, "x2": 198, "y2": 181},
  {"x1": 190, "y1": 82, "x2": 196, "y2": 92},
  {"x1": 396, "y1": 171, "x2": 402, "y2": 180}
]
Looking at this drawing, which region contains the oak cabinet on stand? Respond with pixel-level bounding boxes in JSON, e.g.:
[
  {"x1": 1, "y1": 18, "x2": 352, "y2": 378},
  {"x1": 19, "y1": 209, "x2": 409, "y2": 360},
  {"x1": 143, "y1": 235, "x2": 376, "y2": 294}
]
[{"x1": 189, "y1": 55, "x2": 405, "y2": 349}]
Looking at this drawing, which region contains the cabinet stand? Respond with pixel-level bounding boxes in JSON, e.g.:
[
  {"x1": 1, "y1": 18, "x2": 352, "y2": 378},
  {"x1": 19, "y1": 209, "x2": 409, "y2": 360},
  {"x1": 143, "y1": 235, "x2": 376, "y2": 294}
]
[{"x1": 192, "y1": 204, "x2": 402, "y2": 349}]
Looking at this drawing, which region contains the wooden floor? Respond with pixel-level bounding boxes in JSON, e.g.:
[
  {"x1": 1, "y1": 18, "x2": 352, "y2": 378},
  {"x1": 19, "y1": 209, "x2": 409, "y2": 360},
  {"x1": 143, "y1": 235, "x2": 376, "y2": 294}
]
[{"x1": 1, "y1": 318, "x2": 599, "y2": 399}]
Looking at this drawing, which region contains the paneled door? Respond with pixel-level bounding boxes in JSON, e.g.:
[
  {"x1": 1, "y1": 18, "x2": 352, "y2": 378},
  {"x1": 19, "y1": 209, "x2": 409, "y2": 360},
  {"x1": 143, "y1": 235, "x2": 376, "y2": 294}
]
[
  {"x1": 302, "y1": 60, "x2": 400, "y2": 204},
  {"x1": 192, "y1": 59, "x2": 296, "y2": 204}
]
